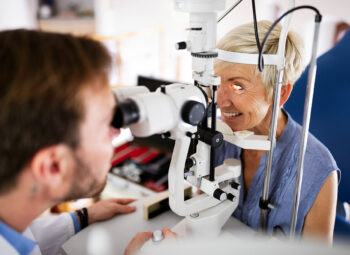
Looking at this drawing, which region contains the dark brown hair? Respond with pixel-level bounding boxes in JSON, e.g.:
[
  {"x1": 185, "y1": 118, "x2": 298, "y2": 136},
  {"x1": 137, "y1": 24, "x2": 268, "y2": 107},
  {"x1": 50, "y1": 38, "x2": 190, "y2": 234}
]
[{"x1": 0, "y1": 29, "x2": 111, "y2": 193}]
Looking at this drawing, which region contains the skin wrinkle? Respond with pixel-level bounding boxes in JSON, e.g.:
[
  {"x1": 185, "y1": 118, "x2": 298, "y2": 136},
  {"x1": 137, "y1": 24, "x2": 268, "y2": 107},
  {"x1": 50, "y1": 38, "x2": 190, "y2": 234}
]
[{"x1": 217, "y1": 63, "x2": 273, "y2": 134}]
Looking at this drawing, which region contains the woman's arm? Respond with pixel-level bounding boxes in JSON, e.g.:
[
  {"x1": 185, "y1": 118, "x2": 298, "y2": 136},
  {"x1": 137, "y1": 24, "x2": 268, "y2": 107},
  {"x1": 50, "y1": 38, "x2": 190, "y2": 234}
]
[{"x1": 302, "y1": 171, "x2": 338, "y2": 244}]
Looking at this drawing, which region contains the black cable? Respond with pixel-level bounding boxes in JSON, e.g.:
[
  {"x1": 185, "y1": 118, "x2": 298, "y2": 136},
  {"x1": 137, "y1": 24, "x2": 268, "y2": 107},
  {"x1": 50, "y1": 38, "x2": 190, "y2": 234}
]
[
  {"x1": 209, "y1": 86, "x2": 217, "y2": 181},
  {"x1": 258, "y1": 5, "x2": 321, "y2": 72},
  {"x1": 251, "y1": 0, "x2": 262, "y2": 54}
]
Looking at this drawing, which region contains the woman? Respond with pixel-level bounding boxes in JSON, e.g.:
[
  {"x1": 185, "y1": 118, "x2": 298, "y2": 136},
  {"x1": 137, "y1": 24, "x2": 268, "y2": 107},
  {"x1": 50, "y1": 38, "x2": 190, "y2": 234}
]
[{"x1": 214, "y1": 21, "x2": 339, "y2": 244}]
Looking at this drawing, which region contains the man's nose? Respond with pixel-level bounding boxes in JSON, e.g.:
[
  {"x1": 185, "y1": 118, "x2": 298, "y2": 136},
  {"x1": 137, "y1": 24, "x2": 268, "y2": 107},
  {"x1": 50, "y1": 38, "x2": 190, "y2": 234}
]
[{"x1": 110, "y1": 127, "x2": 121, "y2": 140}]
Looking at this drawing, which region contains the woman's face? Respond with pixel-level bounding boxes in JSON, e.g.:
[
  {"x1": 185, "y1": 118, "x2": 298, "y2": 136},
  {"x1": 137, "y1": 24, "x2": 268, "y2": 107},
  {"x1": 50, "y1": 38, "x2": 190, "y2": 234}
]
[{"x1": 216, "y1": 63, "x2": 272, "y2": 132}]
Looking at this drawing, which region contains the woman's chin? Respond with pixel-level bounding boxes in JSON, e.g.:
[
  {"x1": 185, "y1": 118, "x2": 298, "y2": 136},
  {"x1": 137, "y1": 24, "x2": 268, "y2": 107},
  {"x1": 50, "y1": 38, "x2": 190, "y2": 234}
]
[
  {"x1": 223, "y1": 118, "x2": 247, "y2": 132},
  {"x1": 227, "y1": 124, "x2": 247, "y2": 132}
]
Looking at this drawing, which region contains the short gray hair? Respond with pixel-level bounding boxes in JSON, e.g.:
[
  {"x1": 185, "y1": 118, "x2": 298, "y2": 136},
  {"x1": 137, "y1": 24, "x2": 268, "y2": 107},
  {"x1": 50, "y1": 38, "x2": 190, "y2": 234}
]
[{"x1": 216, "y1": 20, "x2": 304, "y2": 93}]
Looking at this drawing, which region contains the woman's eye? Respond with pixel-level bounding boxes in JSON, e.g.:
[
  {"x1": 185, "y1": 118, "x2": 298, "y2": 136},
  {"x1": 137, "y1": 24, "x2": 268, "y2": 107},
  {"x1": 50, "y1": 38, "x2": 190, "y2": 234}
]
[{"x1": 232, "y1": 84, "x2": 243, "y2": 91}]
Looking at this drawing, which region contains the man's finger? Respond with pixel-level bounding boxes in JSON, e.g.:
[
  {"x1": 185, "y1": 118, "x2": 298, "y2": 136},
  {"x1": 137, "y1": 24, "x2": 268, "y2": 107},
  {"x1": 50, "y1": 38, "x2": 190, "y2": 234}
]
[
  {"x1": 112, "y1": 198, "x2": 137, "y2": 205},
  {"x1": 162, "y1": 228, "x2": 177, "y2": 238},
  {"x1": 124, "y1": 232, "x2": 153, "y2": 255},
  {"x1": 113, "y1": 204, "x2": 136, "y2": 214},
  {"x1": 134, "y1": 232, "x2": 153, "y2": 245}
]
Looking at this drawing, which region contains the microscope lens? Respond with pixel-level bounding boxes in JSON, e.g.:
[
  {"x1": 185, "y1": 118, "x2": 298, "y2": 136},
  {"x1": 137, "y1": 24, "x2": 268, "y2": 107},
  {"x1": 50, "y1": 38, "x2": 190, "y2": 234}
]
[{"x1": 112, "y1": 99, "x2": 140, "y2": 128}]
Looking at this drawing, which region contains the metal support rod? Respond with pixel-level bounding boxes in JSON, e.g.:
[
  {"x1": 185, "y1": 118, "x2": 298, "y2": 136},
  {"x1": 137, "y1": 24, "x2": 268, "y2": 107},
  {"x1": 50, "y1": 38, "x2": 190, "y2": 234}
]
[
  {"x1": 290, "y1": 19, "x2": 321, "y2": 237},
  {"x1": 260, "y1": 68, "x2": 285, "y2": 231},
  {"x1": 209, "y1": 86, "x2": 217, "y2": 181},
  {"x1": 217, "y1": 0, "x2": 243, "y2": 23}
]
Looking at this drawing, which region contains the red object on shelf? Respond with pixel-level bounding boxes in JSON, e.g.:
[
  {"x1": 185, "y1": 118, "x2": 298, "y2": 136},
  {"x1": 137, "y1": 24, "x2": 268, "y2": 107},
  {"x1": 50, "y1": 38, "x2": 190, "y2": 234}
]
[
  {"x1": 111, "y1": 143, "x2": 160, "y2": 166},
  {"x1": 133, "y1": 148, "x2": 159, "y2": 164},
  {"x1": 144, "y1": 180, "x2": 167, "y2": 192}
]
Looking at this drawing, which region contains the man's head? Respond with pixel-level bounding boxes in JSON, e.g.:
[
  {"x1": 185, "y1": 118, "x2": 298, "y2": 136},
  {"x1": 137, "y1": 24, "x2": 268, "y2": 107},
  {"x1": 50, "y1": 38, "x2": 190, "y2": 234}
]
[{"x1": 0, "y1": 29, "x2": 117, "y2": 201}]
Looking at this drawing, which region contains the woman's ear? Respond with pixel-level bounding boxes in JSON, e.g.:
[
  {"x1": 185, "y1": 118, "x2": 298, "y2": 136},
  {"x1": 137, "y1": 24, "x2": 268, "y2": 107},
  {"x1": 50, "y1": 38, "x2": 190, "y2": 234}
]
[{"x1": 280, "y1": 82, "x2": 293, "y2": 107}]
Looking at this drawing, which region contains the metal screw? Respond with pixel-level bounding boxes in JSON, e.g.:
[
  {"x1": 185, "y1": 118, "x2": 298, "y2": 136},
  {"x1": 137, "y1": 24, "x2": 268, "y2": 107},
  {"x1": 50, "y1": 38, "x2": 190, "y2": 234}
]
[{"x1": 190, "y1": 212, "x2": 199, "y2": 218}]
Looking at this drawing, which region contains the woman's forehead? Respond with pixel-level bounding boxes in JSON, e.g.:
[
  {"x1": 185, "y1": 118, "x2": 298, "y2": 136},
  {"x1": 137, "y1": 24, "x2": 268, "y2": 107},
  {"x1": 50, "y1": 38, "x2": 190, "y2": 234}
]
[{"x1": 215, "y1": 62, "x2": 256, "y2": 79}]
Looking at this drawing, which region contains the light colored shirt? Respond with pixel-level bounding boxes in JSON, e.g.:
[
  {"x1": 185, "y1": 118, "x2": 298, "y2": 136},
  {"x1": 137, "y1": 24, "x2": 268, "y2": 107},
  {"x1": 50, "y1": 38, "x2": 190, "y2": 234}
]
[{"x1": 0, "y1": 213, "x2": 79, "y2": 255}]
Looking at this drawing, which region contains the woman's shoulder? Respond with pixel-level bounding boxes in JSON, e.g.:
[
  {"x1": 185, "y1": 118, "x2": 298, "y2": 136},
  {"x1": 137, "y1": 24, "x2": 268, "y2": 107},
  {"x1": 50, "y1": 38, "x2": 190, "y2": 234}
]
[{"x1": 287, "y1": 114, "x2": 339, "y2": 177}]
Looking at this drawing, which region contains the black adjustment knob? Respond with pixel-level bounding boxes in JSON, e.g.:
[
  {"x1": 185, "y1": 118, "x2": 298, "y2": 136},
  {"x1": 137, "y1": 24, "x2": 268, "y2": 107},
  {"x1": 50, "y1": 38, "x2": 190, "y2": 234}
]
[
  {"x1": 160, "y1": 85, "x2": 166, "y2": 93},
  {"x1": 227, "y1": 193, "x2": 235, "y2": 201},
  {"x1": 213, "y1": 188, "x2": 227, "y2": 201},
  {"x1": 231, "y1": 182, "x2": 240, "y2": 190},
  {"x1": 185, "y1": 157, "x2": 196, "y2": 171},
  {"x1": 181, "y1": 100, "x2": 205, "y2": 126},
  {"x1": 175, "y1": 41, "x2": 187, "y2": 50},
  {"x1": 197, "y1": 128, "x2": 223, "y2": 147},
  {"x1": 161, "y1": 132, "x2": 171, "y2": 139}
]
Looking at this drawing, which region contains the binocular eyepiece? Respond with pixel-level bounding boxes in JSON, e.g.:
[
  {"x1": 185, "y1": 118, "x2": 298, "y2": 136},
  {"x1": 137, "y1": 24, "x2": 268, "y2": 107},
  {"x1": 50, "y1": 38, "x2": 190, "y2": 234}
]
[
  {"x1": 112, "y1": 99, "x2": 140, "y2": 129},
  {"x1": 111, "y1": 84, "x2": 207, "y2": 137}
]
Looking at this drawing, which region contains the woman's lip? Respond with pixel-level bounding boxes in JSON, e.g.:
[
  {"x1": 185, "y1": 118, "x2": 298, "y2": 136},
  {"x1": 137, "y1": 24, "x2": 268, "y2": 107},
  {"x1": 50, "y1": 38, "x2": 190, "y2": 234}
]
[{"x1": 222, "y1": 112, "x2": 243, "y2": 118}]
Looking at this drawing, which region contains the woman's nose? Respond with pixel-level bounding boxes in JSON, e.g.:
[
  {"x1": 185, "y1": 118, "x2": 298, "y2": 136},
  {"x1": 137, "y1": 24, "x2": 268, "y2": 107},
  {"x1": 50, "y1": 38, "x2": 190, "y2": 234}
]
[
  {"x1": 218, "y1": 88, "x2": 233, "y2": 108},
  {"x1": 220, "y1": 98, "x2": 233, "y2": 108}
]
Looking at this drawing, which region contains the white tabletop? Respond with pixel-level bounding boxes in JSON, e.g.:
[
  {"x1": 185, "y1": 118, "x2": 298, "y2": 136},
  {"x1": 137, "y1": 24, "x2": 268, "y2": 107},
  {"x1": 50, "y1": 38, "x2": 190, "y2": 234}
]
[
  {"x1": 61, "y1": 200, "x2": 252, "y2": 255},
  {"x1": 61, "y1": 199, "x2": 350, "y2": 255}
]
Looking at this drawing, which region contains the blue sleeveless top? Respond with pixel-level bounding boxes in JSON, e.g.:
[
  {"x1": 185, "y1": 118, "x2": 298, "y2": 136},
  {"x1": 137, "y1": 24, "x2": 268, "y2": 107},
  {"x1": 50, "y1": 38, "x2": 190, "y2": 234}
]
[{"x1": 215, "y1": 111, "x2": 339, "y2": 235}]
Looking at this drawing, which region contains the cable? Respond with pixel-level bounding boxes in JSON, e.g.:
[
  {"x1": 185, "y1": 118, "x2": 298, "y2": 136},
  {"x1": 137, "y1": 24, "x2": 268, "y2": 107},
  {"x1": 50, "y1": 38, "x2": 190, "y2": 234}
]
[
  {"x1": 218, "y1": 0, "x2": 244, "y2": 23},
  {"x1": 209, "y1": 86, "x2": 217, "y2": 182},
  {"x1": 257, "y1": 5, "x2": 321, "y2": 72},
  {"x1": 251, "y1": 0, "x2": 262, "y2": 54}
]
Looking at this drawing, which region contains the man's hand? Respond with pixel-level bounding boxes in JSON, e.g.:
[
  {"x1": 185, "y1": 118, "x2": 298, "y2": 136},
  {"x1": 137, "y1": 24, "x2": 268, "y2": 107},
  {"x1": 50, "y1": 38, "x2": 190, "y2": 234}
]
[
  {"x1": 124, "y1": 228, "x2": 177, "y2": 255},
  {"x1": 162, "y1": 228, "x2": 177, "y2": 238},
  {"x1": 124, "y1": 231, "x2": 153, "y2": 255},
  {"x1": 87, "y1": 198, "x2": 136, "y2": 224}
]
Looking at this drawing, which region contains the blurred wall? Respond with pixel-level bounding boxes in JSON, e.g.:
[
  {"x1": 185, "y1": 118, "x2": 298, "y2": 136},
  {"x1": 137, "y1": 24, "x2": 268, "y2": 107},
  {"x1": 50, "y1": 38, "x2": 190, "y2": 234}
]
[{"x1": 0, "y1": 0, "x2": 37, "y2": 30}]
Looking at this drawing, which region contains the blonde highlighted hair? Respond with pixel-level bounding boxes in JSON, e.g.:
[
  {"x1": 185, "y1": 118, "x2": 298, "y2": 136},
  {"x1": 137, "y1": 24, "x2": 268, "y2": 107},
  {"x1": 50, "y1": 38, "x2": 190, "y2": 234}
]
[{"x1": 216, "y1": 20, "x2": 304, "y2": 93}]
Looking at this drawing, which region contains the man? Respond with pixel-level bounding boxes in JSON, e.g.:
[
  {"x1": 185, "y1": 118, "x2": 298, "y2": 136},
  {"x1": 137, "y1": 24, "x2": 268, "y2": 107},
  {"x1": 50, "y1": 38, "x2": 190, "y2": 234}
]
[{"x1": 0, "y1": 29, "x2": 153, "y2": 255}]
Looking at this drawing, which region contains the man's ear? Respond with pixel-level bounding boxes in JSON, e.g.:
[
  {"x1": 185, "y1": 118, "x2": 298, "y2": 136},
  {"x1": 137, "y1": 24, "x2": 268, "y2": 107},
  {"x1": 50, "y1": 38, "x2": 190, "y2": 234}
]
[
  {"x1": 29, "y1": 144, "x2": 73, "y2": 198},
  {"x1": 280, "y1": 82, "x2": 293, "y2": 107}
]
